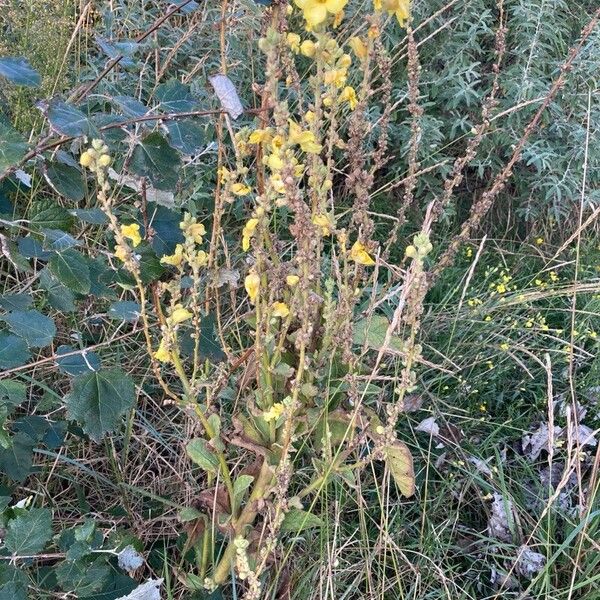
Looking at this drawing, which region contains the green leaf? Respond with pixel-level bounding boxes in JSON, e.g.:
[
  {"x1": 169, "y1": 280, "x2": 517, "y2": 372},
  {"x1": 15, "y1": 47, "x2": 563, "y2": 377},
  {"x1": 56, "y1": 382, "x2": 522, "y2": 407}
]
[
  {"x1": 47, "y1": 100, "x2": 97, "y2": 137},
  {"x1": 280, "y1": 508, "x2": 324, "y2": 532},
  {"x1": 384, "y1": 441, "x2": 415, "y2": 498},
  {"x1": 4, "y1": 507, "x2": 52, "y2": 555},
  {"x1": 0, "y1": 123, "x2": 28, "y2": 177},
  {"x1": 186, "y1": 439, "x2": 219, "y2": 475},
  {"x1": 41, "y1": 228, "x2": 80, "y2": 251},
  {"x1": 29, "y1": 199, "x2": 73, "y2": 230},
  {"x1": 70, "y1": 208, "x2": 107, "y2": 225},
  {"x1": 129, "y1": 132, "x2": 180, "y2": 191},
  {"x1": 0, "y1": 332, "x2": 31, "y2": 369},
  {"x1": 39, "y1": 268, "x2": 76, "y2": 312},
  {"x1": 155, "y1": 80, "x2": 199, "y2": 112},
  {"x1": 56, "y1": 558, "x2": 110, "y2": 597},
  {"x1": 136, "y1": 245, "x2": 165, "y2": 284},
  {"x1": 0, "y1": 293, "x2": 33, "y2": 311},
  {"x1": 353, "y1": 314, "x2": 405, "y2": 353},
  {"x1": 44, "y1": 161, "x2": 86, "y2": 201},
  {"x1": 0, "y1": 581, "x2": 27, "y2": 600},
  {"x1": 166, "y1": 119, "x2": 205, "y2": 155},
  {"x1": 0, "y1": 57, "x2": 40, "y2": 86},
  {"x1": 2, "y1": 310, "x2": 56, "y2": 348},
  {"x1": 233, "y1": 475, "x2": 254, "y2": 508},
  {"x1": 56, "y1": 345, "x2": 101, "y2": 376},
  {"x1": 108, "y1": 301, "x2": 140, "y2": 322},
  {"x1": 0, "y1": 432, "x2": 34, "y2": 480},
  {"x1": 65, "y1": 369, "x2": 136, "y2": 441},
  {"x1": 48, "y1": 249, "x2": 91, "y2": 294},
  {"x1": 0, "y1": 380, "x2": 26, "y2": 406}
]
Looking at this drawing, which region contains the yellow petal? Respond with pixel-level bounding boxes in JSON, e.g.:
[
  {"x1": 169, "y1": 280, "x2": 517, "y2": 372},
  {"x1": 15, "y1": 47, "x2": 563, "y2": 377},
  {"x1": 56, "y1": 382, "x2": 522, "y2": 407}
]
[
  {"x1": 326, "y1": 0, "x2": 348, "y2": 14},
  {"x1": 286, "y1": 275, "x2": 300, "y2": 287},
  {"x1": 171, "y1": 306, "x2": 193, "y2": 324},
  {"x1": 160, "y1": 244, "x2": 184, "y2": 267},
  {"x1": 305, "y1": 4, "x2": 328, "y2": 27},
  {"x1": 245, "y1": 272, "x2": 260, "y2": 304},
  {"x1": 121, "y1": 223, "x2": 141, "y2": 247},
  {"x1": 271, "y1": 302, "x2": 290, "y2": 318},
  {"x1": 231, "y1": 182, "x2": 251, "y2": 196},
  {"x1": 154, "y1": 339, "x2": 172, "y2": 363},
  {"x1": 350, "y1": 241, "x2": 376, "y2": 266}
]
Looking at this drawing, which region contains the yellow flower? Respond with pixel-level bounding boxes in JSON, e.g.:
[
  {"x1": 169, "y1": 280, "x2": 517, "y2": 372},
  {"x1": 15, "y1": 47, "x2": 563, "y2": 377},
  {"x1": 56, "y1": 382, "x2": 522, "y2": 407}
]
[
  {"x1": 495, "y1": 283, "x2": 506, "y2": 294},
  {"x1": 499, "y1": 342, "x2": 510, "y2": 351},
  {"x1": 286, "y1": 274, "x2": 300, "y2": 287},
  {"x1": 160, "y1": 244, "x2": 184, "y2": 267},
  {"x1": 373, "y1": 0, "x2": 382, "y2": 9},
  {"x1": 263, "y1": 402, "x2": 284, "y2": 423},
  {"x1": 287, "y1": 33, "x2": 301, "y2": 53},
  {"x1": 245, "y1": 272, "x2": 260, "y2": 304},
  {"x1": 313, "y1": 213, "x2": 333, "y2": 236},
  {"x1": 300, "y1": 39, "x2": 316, "y2": 57},
  {"x1": 270, "y1": 174, "x2": 286, "y2": 193},
  {"x1": 338, "y1": 53, "x2": 352, "y2": 69},
  {"x1": 248, "y1": 128, "x2": 273, "y2": 145},
  {"x1": 340, "y1": 86, "x2": 358, "y2": 110},
  {"x1": 267, "y1": 153, "x2": 284, "y2": 171},
  {"x1": 272, "y1": 302, "x2": 290, "y2": 318},
  {"x1": 171, "y1": 306, "x2": 193, "y2": 324},
  {"x1": 535, "y1": 237, "x2": 544, "y2": 245},
  {"x1": 289, "y1": 121, "x2": 322, "y2": 154},
  {"x1": 323, "y1": 69, "x2": 347, "y2": 88},
  {"x1": 154, "y1": 338, "x2": 172, "y2": 363},
  {"x1": 80, "y1": 150, "x2": 94, "y2": 168},
  {"x1": 114, "y1": 244, "x2": 128, "y2": 262},
  {"x1": 181, "y1": 219, "x2": 206, "y2": 244},
  {"x1": 98, "y1": 154, "x2": 111, "y2": 167},
  {"x1": 121, "y1": 223, "x2": 141, "y2": 247},
  {"x1": 231, "y1": 182, "x2": 252, "y2": 196},
  {"x1": 191, "y1": 250, "x2": 208, "y2": 268},
  {"x1": 304, "y1": 110, "x2": 316, "y2": 123},
  {"x1": 295, "y1": 0, "x2": 349, "y2": 27},
  {"x1": 348, "y1": 36, "x2": 368, "y2": 61},
  {"x1": 217, "y1": 166, "x2": 230, "y2": 184},
  {"x1": 242, "y1": 218, "x2": 259, "y2": 252},
  {"x1": 350, "y1": 241, "x2": 375, "y2": 266},
  {"x1": 382, "y1": 0, "x2": 410, "y2": 26}
]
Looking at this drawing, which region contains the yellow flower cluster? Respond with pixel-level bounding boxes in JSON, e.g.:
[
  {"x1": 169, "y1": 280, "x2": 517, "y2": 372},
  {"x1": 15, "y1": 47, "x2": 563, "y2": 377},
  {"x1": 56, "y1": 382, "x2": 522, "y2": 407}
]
[
  {"x1": 114, "y1": 223, "x2": 142, "y2": 262},
  {"x1": 375, "y1": 0, "x2": 411, "y2": 26},
  {"x1": 294, "y1": 0, "x2": 348, "y2": 29},
  {"x1": 160, "y1": 213, "x2": 208, "y2": 269},
  {"x1": 80, "y1": 139, "x2": 111, "y2": 172}
]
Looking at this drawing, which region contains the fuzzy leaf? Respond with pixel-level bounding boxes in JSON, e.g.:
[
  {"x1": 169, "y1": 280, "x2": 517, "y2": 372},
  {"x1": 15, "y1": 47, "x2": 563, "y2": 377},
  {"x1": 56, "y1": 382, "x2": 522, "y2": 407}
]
[
  {"x1": 2, "y1": 310, "x2": 56, "y2": 348},
  {"x1": 384, "y1": 441, "x2": 415, "y2": 497},
  {"x1": 186, "y1": 438, "x2": 219, "y2": 475},
  {"x1": 281, "y1": 508, "x2": 324, "y2": 532},
  {"x1": 129, "y1": 132, "x2": 180, "y2": 191},
  {"x1": 0, "y1": 333, "x2": 31, "y2": 369},
  {"x1": 4, "y1": 507, "x2": 52, "y2": 555},
  {"x1": 0, "y1": 57, "x2": 40, "y2": 87},
  {"x1": 65, "y1": 369, "x2": 136, "y2": 441},
  {"x1": 48, "y1": 249, "x2": 91, "y2": 294}
]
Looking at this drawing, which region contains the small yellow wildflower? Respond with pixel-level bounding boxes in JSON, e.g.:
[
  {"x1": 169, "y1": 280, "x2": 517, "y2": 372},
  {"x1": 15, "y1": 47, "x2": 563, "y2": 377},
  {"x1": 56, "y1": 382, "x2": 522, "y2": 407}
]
[
  {"x1": 348, "y1": 36, "x2": 368, "y2": 61},
  {"x1": 181, "y1": 218, "x2": 206, "y2": 244},
  {"x1": 80, "y1": 151, "x2": 94, "y2": 168},
  {"x1": 267, "y1": 153, "x2": 284, "y2": 171},
  {"x1": 98, "y1": 154, "x2": 111, "y2": 167},
  {"x1": 171, "y1": 306, "x2": 193, "y2": 324},
  {"x1": 248, "y1": 128, "x2": 273, "y2": 145},
  {"x1": 373, "y1": 0, "x2": 382, "y2": 9},
  {"x1": 300, "y1": 39, "x2": 316, "y2": 57},
  {"x1": 160, "y1": 244, "x2": 184, "y2": 267},
  {"x1": 121, "y1": 223, "x2": 142, "y2": 247},
  {"x1": 287, "y1": 33, "x2": 301, "y2": 53},
  {"x1": 500, "y1": 342, "x2": 510, "y2": 351},
  {"x1": 549, "y1": 271, "x2": 559, "y2": 282},
  {"x1": 245, "y1": 272, "x2": 260, "y2": 304},
  {"x1": 286, "y1": 274, "x2": 300, "y2": 287},
  {"x1": 289, "y1": 121, "x2": 322, "y2": 154},
  {"x1": 114, "y1": 244, "x2": 128, "y2": 262},
  {"x1": 231, "y1": 182, "x2": 252, "y2": 196},
  {"x1": 295, "y1": 0, "x2": 349, "y2": 28},
  {"x1": 338, "y1": 53, "x2": 352, "y2": 69},
  {"x1": 382, "y1": 0, "x2": 410, "y2": 26},
  {"x1": 495, "y1": 283, "x2": 506, "y2": 294},
  {"x1": 217, "y1": 166, "x2": 230, "y2": 184},
  {"x1": 323, "y1": 69, "x2": 347, "y2": 88},
  {"x1": 535, "y1": 237, "x2": 544, "y2": 245},
  {"x1": 272, "y1": 302, "x2": 290, "y2": 318},
  {"x1": 340, "y1": 86, "x2": 358, "y2": 110},
  {"x1": 313, "y1": 213, "x2": 333, "y2": 236},
  {"x1": 191, "y1": 250, "x2": 208, "y2": 268},
  {"x1": 242, "y1": 218, "x2": 259, "y2": 252},
  {"x1": 350, "y1": 241, "x2": 375, "y2": 266},
  {"x1": 263, "y1": 402, "x2": 284, "y2": 423},
  {"x1": 154, "y1": 339, "x2": 171, "y2": 363}
]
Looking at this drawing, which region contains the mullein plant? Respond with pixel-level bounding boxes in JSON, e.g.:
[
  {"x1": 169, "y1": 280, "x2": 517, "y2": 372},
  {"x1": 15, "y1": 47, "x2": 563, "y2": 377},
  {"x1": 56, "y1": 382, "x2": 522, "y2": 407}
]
[{"x1": 83, "y1": 1, "x2": 419, "y2": 597}]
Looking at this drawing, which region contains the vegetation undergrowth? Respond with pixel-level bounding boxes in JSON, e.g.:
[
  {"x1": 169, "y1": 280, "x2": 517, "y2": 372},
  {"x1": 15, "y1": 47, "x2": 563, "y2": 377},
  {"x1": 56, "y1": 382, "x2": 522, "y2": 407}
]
[{"x1": 0, "y1": 1, "x2": 599, "y2": 599}]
